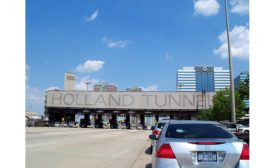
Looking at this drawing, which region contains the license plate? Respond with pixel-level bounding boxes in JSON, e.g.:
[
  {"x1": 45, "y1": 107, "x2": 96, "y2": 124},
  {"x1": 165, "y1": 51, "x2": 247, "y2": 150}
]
[{"x1": 197, "y1": 152, "x2": 217, "y2": 162}]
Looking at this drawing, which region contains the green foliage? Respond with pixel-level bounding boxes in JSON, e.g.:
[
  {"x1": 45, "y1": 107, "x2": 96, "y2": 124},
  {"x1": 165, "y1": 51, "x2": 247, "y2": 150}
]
[
  {"x1": 238, "y1": 74, "x2": 249, "y2": 100},
  {"x1": 198, "y1": 88, "x2": 246, "y2": 121},
  {"x1": 197, "y1": 109, "x2": 214, "y2": 121}
]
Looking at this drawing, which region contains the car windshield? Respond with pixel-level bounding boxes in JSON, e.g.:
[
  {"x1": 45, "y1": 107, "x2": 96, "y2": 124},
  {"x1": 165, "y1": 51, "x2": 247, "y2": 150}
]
[
  {"x1": 165, "y1": 124, "x2": 233, "y2": 139},
  {"x1": 157, "y1": 122, "x2": 166, "y2": 129}
]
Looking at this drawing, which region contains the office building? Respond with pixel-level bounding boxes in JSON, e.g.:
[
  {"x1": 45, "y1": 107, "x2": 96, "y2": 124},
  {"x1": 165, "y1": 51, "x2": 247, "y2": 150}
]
[
  {"x1": 214, "y1": 67, "x2": 231, "y2": 92},
  {"x1": 94, "y1": 83, "x2": 117, "y2": 92},
  {"x1": 234, "y1": 71, "x2": 249, "y2": 108},
  {"x1": 234, "y1": 71, "x2": 249, "y2": 89},
  {"x1": 177, "y1": 66, "x2": 230, "y2": 92},
  {"x1": 126, "y1": 87, "x2": 142, "y2": 92}
]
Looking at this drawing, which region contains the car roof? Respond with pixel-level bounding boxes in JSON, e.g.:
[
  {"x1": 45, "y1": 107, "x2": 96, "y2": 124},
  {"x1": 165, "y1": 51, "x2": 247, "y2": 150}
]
[
  {"x1": 157, "y1": 119, "x2": 170, "y2": 123},
  {"x1": 219, "y1": 121, "x2": 236, "y2": 124},
  {"x1": 168, "y1": 120, "x2": 220, "y2": 125}
]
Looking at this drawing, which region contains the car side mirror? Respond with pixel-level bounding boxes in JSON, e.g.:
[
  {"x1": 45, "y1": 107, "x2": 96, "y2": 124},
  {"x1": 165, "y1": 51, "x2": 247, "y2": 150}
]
[
  {"x1": 151, "y1": 126, "x2": 155, "y2": 130},
  {"x1": 149, "y1": 134, "x2": 158, "y2": 140}
]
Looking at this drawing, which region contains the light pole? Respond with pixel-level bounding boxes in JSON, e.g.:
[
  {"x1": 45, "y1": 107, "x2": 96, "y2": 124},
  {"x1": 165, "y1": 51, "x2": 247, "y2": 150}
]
[
  {"x1": 225, "y1": 0, "x2": 236, "y2": 123},
  {"x1": 85, "y1": 81, "x2": 91, "y2": 91}
]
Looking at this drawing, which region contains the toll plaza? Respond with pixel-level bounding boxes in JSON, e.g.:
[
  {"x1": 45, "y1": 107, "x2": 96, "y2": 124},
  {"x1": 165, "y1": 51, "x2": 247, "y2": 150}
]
[{"x1": 45, "y1": 90, "x2": 215, "y2": 129}]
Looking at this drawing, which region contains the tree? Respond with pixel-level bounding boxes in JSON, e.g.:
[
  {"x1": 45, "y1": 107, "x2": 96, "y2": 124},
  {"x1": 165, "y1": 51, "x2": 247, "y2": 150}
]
[
  {"x1": 211, "y1": 88, "x2": 246, "y2": 121},
  {"x1": 238, "y1": 74, "x2": 249, "y2": 100},
  {"x1": 197, "y1": 108, "x2": 214, "y2": 121},
  {"x1": 197, "y1": 88, "x2": 246, "y2": 121}
]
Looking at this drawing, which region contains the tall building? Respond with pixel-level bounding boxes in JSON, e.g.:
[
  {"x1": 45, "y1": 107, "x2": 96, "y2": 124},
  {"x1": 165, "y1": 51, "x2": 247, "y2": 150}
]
[
  {"x1": 126, "y1": 87, "x2": 142, "y2": 92},
  {"x1": 234, "y1": 71, "x2": 249, "y2": 108},
  {"x1": 64, "y1": 72, "x2": 75, "y2": 90},
  {"x1": 214, "y1": 67, "x2": 230, "y2": 92},
  {"x1": 177, "y1": 67, "x2": 196, "y2": 92},
  {"x1": 177, "y1": 66, "x2": 230, "y2": 92},
  {"x1": 94, "y1": 83, "x2": 117, "y2": 92},
  {"x1": 234, "y1": 71, "x2": 249, "y2": 89}
]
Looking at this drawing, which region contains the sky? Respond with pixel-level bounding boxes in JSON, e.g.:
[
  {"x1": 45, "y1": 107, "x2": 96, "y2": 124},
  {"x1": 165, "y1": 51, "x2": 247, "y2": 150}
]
[{"x1": 26, "y1": 0, "x2": 249, "y2": 114}]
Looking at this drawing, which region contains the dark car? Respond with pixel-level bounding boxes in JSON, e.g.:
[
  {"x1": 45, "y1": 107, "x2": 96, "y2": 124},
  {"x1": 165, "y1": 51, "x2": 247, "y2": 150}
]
[{"x1": 43, "y1": 121, "x2": 54, "y2": 127}]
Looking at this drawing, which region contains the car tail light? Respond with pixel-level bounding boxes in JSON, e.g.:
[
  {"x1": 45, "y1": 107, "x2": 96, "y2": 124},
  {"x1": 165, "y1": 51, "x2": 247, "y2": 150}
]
[
  {"x1": 188, "y1": 142, "x2": 225, "y2": 145},
  {"x1": 240, "y1": 144, "x2": 249, "y2": 160},
  {"x1": 156, "y1": 144, "x2": 176, "y2": 159},
  {"x1": 234, "y1": 132, "x2": 241, "y2": 135},
  {"x1": 152, "y1": 130, "x2": 159, "y2": 135}
]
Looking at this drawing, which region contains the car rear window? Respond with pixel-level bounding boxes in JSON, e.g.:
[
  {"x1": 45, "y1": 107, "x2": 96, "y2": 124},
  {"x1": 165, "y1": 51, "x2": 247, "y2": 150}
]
[
  {"x1": 157, "y1": 122, "x2": 166, "y2": 129},
  {"x1": 165, "y1": 124, "x2": 233, "y2": 139}
]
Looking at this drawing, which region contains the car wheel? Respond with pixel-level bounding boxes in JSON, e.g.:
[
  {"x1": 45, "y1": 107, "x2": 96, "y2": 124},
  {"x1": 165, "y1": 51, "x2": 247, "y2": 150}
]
[{"x1": 244, "y1": 130, "x2": 249, "y2": 134}]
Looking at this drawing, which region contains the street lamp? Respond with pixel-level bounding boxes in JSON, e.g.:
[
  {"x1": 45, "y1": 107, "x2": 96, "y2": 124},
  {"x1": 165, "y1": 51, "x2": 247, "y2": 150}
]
[
  {"x1": 225, "y1": 0, "x2": 236, "y2": 123},
  {"x1": 85, "y1": 81, "x2": 91, "y2": 91}
]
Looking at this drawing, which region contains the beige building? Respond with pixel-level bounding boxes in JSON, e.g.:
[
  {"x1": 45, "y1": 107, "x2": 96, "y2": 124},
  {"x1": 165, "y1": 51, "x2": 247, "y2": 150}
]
[{"x1": 64, "y1": 72, "x2": 75, "y2": 90}]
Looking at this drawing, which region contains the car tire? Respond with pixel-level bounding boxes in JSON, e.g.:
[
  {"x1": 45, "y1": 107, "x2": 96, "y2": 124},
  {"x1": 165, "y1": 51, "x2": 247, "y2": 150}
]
[
  {"x1": 150, "y1": 145, "x2": 153, "y2": 154},
  {"x1": 244, "y1": 130, "x2": 249, "y2": 134}
]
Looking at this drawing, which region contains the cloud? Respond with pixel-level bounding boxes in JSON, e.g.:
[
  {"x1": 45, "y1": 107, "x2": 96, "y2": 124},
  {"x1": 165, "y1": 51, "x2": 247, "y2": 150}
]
[
  {"x1": 26, "y1": 64, "x2": 30, "y2": 82},
  {"x1": 193, "y1": 0, "x2": 220, "y2": 16},
  {"x1": 87, "y1": 10, "x2": 99, "y2": 21},
  {"x1": 141, "y1": 85, "x2": 159, "y2": 91},
  {"x1": 102, "y1": 37, "x2": 131, "y2": 48},
  {"x1": 26, "y1": 85, "x2": 44, "y2": 110},
  {"x1": 75, "y1": 60, "x2": 104, "y2": 73},
  {"x1": 213, "y1": 25, "x2": 249, "y2": 60},
  {"x1": 230, "y1": 0, "x2": 249, "y2": 15},
  {"x1": 74, "y1": 76, "x2": 102, "y2": 90},
  {"x1": 25, "y1": 65, "x2": 59, "y2": 114},
  {"x1": 165, "y1": 53, "x2": 173, "y2": 60},
  {"x1": 25, "y1": 64, "x2": 43, "y2": 112}
]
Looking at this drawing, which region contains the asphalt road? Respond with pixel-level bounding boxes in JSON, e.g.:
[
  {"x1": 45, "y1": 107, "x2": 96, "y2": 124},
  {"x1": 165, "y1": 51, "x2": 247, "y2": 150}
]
[{"x1": 26, "y1": 127, "x2": 152, "y2": 168}]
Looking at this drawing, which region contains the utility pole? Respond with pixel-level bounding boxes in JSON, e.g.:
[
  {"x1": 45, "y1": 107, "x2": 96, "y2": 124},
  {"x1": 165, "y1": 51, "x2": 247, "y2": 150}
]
[
  {"x1": 85, "y1": 81, "x2": 91, "y2": 91},
  {"x1": 225, "y1": 0, "x2": 236, "y2": 123}
]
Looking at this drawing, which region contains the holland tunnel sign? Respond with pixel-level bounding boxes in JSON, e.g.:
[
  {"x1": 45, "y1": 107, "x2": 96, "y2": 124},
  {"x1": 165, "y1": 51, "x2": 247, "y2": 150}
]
[{"x1": 45, "y1": 91, "x2": 215, "y2": 110}]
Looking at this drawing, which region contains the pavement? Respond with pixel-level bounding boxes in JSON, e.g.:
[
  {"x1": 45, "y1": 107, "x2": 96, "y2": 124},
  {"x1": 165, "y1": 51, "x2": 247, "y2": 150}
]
[{"x1": 26, "y1": 127, "x2": 152, "y2": 168}]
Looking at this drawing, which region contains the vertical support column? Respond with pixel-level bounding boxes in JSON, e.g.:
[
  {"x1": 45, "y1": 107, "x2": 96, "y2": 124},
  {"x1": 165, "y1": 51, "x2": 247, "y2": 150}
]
[
  {"x1": 126, "y1": 114, "x2": 130, "y2": 129},
  {"x1": 140, "y1": 114, "x2": 145, "y2": 129},
  {"x1": 137, "y1": 114, "x2": 141, "y2": 124},
  {"x1": 130, "y1": 113, "x2": 137, "y2": 129},
  {"x1": 44, "y1": 109, "x2": 49, "y2": 121},
  {"x1": 155, "y1": 114, "x2": 159, "y2": 125},
  {"x1": 90, "y1": 113, "x2": 95, "y2": 128},
  {"x1": 111, "y1": 114, "x2": 117, "y2": 129},
  {"x1": 84, "y1": 113, "x2": 90, "y2": 128},
  {"x1": 170, "y1": 115, "x2": 174, "y2": 119}
]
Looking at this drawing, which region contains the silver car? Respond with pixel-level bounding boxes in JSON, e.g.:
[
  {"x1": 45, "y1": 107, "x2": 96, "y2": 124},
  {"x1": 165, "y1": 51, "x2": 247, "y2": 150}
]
[
  {"x1": 150, "y1": 119, "x2": 170, "y2": 152},
  {"x1": 149, "y1": 120, "x2": 249, "y2": 168}
]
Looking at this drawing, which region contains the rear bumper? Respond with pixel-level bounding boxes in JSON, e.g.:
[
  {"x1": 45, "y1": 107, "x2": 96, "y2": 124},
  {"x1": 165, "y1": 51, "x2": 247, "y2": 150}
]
[
  {"x1": 151, "y1": 139, "x2": 156, "y2": 147},
  {"x1": 152, "y1": 158, "x2": 249, "y2": 168},
  {"x1": 153, "y1": 158, "x2": 179, "y2": 168},
  {"x1": 236, "y1": 160, "x2": 249, "y2": 168}
]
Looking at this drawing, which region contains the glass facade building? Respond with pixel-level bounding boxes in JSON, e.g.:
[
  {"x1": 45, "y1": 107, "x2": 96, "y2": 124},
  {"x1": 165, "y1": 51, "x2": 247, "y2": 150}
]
[
  {"x1": 234, "y1": 71, "x2": 249, "y2": 88},
  {"x1": 234, "y1": 71, "x2": 249, "y2": 108},
  {"x1": 177, "y1": 66, "x2": 230, "y2": 92}
]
